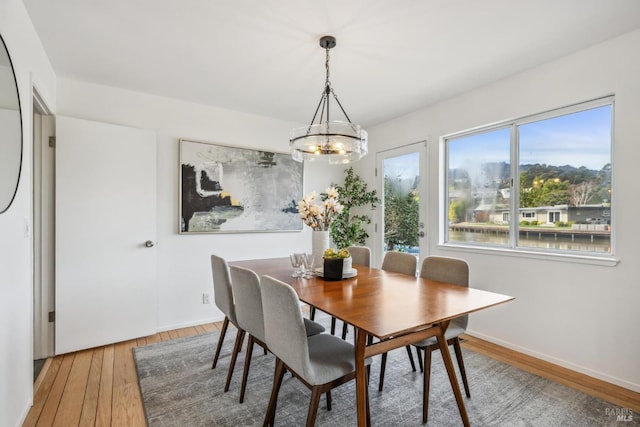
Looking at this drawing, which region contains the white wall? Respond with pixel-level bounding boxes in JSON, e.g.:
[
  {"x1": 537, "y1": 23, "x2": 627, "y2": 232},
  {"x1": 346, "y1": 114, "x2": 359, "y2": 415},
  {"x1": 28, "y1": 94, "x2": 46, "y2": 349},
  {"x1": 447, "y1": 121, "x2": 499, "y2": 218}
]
[
  {"x1": 3, "y1": 6, "x2": 636, "y2": 426},
  {"x1": 355, "y1": 30, "x2": 640, "y2": 392},
  {"x1": 0, "y1": 0, "x2": 56, "y2": 426},
  {"x1": 55, "y1": 78, "x2": 343, "y2": 331}
]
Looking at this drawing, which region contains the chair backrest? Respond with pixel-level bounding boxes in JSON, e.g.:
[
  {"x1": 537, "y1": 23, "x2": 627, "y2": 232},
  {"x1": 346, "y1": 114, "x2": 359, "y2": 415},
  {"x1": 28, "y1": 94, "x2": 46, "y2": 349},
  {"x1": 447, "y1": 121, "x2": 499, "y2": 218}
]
[
  {"x1": 420, "y1": 256, "x2": 469, "y2": 329},
  {"x1": 210, "y1": 255, "x2": 237, "y2": 325},
  {"x1": 230, "y1": 266, "x2": 265, "y2": 342},
  {"x1": 381, "y1": 251, "x2": 417, "y2": 276},
  {"x1": 347, "y1": 246, "x2": 371, "y2": 267},
  {"x1": 260, "y1": 275, "x2": 311, "y2": 379}
]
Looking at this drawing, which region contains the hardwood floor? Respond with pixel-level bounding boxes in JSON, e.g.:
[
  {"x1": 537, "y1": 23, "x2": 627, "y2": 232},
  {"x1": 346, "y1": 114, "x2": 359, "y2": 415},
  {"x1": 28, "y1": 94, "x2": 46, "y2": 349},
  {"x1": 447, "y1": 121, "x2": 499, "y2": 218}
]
[
  {"x1": 461, "y1": 335, "x2": 640, "y2": 413},
  {"x1": 24, "y1": 323, "x2": 221, "y2": 427},
  {"x1": 24, "y1": 322, "x2": 639, "y2": 426}
]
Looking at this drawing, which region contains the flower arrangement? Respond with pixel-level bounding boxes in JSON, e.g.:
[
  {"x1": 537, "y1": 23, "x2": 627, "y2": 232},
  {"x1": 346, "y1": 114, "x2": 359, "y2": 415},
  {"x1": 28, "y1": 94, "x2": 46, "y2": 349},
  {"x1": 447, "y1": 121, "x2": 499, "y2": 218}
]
[
  {"x1": 297, "y1": 187, "x2": 344, "y2": 231},
  {"x1": 322, "y1": 247, "x2": 352, "y2": 280},
  {"x1": 323, "y1": 248, "x2": 351, "y2": 259}
]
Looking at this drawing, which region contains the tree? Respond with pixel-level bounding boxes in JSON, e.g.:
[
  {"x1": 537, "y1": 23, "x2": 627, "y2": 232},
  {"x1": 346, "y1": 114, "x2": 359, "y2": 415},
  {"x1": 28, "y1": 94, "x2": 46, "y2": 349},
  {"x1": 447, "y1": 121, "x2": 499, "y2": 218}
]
[
  {"x1": 330, "y1": 167, "x2": 380, "y2": 249},
  {"x1": 520, "y1": 175, "x2": 569, "y2": 207},
  {"x1": 384, "y1": 175, "x2": 419, "y2": 250},
  {"x1": 537, "y1": 179, "x2": 569, "y2": 206},
  {"x1": 448, "y1": 200, "x2": 467, "y2": 223},
  {"x1": 568, "y1": 180, "x2": 596, "y2": 206}
]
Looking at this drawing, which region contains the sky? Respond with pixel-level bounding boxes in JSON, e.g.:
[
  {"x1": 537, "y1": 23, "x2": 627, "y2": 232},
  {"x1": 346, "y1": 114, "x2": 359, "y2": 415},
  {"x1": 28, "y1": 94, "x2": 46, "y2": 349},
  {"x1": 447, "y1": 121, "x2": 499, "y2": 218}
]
[
  {"x1": 383, "y1": 151, "x2": 420, "y2": 180},
  {"x1": 449, "y1": 104, "x2": 612, "y2": 171}
]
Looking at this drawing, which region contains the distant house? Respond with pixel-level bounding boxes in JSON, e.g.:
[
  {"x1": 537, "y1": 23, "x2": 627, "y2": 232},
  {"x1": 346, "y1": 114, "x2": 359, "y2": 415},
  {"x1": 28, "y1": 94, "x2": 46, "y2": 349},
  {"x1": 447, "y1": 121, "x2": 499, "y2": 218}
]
[
  {"x1": 488, "y1": 205, "x2": 570, "y2": 225},
  {"x1": 567, "y1": 204, "x2": 611, "y2": 224},
  {"x1": 487, "y1": 204, "x2": 611, "y2": 225}
]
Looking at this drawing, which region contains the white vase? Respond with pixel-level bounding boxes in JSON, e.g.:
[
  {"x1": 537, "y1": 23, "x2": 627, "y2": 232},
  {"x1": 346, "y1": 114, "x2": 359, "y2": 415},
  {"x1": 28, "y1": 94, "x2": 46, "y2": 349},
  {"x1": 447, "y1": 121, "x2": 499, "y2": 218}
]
[
  {"x1": 311, "y1": 230, "x2": 329, "y2": 269},
  {"x1": 342, "y1": 256, "x2": 352, "y2": 273}
]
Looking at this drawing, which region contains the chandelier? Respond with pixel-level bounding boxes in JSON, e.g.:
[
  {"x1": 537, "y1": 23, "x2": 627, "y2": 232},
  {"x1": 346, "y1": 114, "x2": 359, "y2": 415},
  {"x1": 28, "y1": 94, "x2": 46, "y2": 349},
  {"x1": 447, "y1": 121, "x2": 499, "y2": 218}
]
[{"x1": 290, "y1": 36, "x2": 368, "y2": 165}]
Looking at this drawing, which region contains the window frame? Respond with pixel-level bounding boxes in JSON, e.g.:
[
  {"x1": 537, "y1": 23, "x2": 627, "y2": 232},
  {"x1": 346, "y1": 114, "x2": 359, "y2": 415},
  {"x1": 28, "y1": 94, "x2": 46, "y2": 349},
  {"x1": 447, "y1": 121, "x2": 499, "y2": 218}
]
[{"x1": 440, "y1": 96, "x2": 617, "y2": 265}]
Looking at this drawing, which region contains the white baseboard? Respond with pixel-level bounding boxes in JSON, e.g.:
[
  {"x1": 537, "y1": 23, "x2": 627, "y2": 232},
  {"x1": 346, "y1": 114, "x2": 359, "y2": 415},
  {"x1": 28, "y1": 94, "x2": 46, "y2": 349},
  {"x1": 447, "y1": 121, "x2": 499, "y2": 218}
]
[
  {"x1": 156, "y1": 315, "x2": 226, "y2": 333},
  {"x1": 466, "y1": 329, "x2": 640, "y2": 394}
]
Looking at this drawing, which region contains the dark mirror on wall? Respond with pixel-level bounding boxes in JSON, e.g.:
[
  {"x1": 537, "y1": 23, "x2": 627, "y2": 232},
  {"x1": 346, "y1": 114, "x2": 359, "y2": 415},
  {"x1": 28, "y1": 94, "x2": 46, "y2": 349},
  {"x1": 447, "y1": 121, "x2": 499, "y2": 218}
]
[{"x1": 0, "y1": 32, "x2": 23, "y2": 214}]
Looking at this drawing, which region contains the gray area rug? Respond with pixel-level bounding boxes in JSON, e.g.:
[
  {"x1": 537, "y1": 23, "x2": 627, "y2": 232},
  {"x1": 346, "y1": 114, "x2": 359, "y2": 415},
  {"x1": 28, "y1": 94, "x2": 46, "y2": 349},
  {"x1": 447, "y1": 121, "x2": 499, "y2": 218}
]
[{"x1": 134, "y1": 318, "x2": 634, "y2": 426}]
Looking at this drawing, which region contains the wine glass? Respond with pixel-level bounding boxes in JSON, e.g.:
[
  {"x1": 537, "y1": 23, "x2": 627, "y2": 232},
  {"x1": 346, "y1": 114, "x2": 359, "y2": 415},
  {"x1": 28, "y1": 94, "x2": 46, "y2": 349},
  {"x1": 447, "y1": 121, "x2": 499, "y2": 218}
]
[
  {"x1": 290, "y1": 253, "x2": 303, "y2": 277},
  {"x1": 303, "y1": 254, "x2": 315, "y2": 278}
]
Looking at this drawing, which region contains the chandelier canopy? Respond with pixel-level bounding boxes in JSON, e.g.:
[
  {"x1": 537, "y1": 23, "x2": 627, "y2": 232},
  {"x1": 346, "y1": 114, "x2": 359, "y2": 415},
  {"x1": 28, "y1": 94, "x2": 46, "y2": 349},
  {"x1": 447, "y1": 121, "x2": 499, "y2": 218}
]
[{"x1": 290, "y1": 36, "x2": 368, "y2": 165}]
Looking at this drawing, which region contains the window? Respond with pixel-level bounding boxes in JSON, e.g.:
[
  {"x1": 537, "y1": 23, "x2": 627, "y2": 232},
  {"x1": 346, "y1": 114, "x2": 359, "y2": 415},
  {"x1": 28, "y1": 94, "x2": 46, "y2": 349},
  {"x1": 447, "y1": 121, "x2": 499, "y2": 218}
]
[{"x1": 444, "y1": 97, "x2": 613, "y2": 255}]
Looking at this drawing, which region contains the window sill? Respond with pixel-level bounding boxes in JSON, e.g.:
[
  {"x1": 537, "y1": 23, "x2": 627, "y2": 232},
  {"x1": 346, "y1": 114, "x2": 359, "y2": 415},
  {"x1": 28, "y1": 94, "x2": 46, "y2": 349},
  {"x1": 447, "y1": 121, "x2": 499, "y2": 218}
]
[{"x1": 437, "y1": 243, "x2": 619, "y2": 267}]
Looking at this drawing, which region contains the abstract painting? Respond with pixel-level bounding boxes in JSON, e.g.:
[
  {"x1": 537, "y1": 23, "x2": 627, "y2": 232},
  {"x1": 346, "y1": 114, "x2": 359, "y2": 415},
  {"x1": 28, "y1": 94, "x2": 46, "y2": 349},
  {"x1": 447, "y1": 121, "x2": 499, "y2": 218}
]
[{"x1": 179, "y1": 139, "x2": 303, "y2": 233}]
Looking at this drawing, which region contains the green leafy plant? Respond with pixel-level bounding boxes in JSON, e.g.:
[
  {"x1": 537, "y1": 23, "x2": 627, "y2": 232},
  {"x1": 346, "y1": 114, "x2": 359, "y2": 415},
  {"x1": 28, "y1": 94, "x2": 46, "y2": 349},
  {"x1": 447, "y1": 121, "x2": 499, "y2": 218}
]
[
  {"x1": 384, "y1": 178, "x2": 419, "y2": 251},
  {"x1": 330, "y1": 167, "x2": 380, "y2": 249}
]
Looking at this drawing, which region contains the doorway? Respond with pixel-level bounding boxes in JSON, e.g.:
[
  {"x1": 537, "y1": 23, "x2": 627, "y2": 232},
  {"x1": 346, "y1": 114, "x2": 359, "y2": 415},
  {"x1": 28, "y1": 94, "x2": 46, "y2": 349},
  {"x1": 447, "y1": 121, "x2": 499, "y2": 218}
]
[
  {"x1": 32, "y1": 89, "x2": 55, "y2": 373},
  {"x1": 375, "y1": 142, "x2": 427, "y2": 268}
]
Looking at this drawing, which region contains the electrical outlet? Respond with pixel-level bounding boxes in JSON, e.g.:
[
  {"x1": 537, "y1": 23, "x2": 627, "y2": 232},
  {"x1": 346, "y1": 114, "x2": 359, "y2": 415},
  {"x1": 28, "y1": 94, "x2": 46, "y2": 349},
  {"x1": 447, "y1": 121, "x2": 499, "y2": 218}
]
[{"x1": 202, "y1": 293, "x2": 211, "y2": 304}]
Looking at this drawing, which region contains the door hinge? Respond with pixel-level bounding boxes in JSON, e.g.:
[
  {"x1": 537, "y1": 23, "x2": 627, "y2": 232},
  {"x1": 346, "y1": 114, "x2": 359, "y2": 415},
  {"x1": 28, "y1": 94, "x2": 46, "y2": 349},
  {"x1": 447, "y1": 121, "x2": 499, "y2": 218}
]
[
  {"x1": 375, "y1": 223, "x2": 378, "y2": 233},
  {"x1": 375, "y1": 167, "x2": 377, "y2": 177},
  {"x1": 48, "y1": 136, "x2": 56, "y2": 148},
  {"x1": 48, "y1": 311, "x2": 55, "y2": 322}
]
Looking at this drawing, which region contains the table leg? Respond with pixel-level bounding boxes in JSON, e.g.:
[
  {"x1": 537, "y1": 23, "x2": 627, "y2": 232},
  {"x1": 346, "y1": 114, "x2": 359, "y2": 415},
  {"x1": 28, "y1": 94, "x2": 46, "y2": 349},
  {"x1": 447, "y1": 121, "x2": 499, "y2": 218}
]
[
  {"x1": 436, "y1": 322, "x2": 470, "y2": 427},
  {"x1": 355, "y1": 327, "x2": 368, "y2": 427}
]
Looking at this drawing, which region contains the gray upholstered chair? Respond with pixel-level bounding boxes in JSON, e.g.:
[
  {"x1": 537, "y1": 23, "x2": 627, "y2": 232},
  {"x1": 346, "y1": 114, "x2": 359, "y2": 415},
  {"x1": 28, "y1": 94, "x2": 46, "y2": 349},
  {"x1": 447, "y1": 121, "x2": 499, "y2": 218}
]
[
  {"x1": 347, "y1": 245, "x2": 371, "y2": 267},
  {"x1": 377, "y1": 251, "x2": 418, "y2": 391},
  {"x1": 210, "y1": 254, "x2": 245, "y2": 393},
  {"x1": 229, "y1": 266, "x2": 326, "y2": 403},
  {"x1": 381, "y1": 250, "x2": 417, "y2": 276},
  {"x1": 229, "y1": 266, "x2": 265, "y2": 403},
  {"x1": 414, "y1": 256, "x2": 471, "y2": 424},
  {"x1": 260, "y1": 275, "x2": 370, "y2": 426}
]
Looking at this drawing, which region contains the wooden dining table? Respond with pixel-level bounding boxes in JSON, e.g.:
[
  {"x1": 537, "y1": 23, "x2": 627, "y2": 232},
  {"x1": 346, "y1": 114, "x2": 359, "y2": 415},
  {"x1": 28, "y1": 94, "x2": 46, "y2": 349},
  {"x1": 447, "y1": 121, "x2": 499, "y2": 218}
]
[{"x1": 230, "y1": 257, "x2": 514, "y2": 426}]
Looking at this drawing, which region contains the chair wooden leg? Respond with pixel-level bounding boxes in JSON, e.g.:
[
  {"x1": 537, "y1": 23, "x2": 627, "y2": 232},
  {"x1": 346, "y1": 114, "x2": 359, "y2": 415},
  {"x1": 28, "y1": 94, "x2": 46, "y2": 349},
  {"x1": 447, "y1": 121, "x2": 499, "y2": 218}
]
[
  {"x1": 239, "y1": 335, "x2": 255, "y2": 403},
  {"x1": 366, "y1": 335, "x2": 373, "y2": 384},
  {"x1": 378, "y1": 352, "x2": 388, "y2": 391},
  {"x1": 212, "y1": 316, "x2": 229, "y2": 369},
  {"x1": 452, "y1": 338, "x2": 471, "y2": 398},
  {"x1": 307, "y1": 387, "x2": 323, "y2": 427},
  {"x1": 330, "y1": 316, "x2": 337, "y2": 335},
  {"x1": 224, "y1": 329, "x2": 245, "y2": 392},
  {"x1": 378, "y1": 344, "x2": 416, "y2": 392},
  {"x1": 366, "y1": 378, "x2": 371, "y2": 427},
  {"x1": 326, "y1": 390, "x2": 332, "y2": 411},
  {"x1": 264, "y1": 358, "x2": 285, "y2": 427},
  {"x1": 415, "y1": 345, "x2": 424, "y2": 373},
  {"x1": 422, "y1": 348, "x2": 432, "y2": 424},
  {"x1": 310, "y1": 306, "x2": 316, "y2": 321},
  {"x1": 341, "y1": 322, "x2": 349, "y2": 340},
  {"x1": 405, "y1": 345, "x2": 417, "y2": 372}
]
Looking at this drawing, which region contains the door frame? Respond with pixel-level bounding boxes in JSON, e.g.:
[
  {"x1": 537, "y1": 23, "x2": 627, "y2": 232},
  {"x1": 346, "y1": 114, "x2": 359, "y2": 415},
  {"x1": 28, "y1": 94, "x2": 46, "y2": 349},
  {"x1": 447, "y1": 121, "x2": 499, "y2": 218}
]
[
  {"x1": 374, "y1": 141, "x2": 428, "y2": 268},
  {"x1": 32, "y1": 88, "x2": 55, "y2": 359}
]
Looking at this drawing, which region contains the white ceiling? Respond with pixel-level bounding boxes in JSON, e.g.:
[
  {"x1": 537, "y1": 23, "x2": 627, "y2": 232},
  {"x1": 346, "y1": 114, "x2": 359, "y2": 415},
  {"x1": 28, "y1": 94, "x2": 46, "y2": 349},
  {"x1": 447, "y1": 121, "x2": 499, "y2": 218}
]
[{"x1": 22, "y1": 0, "x2": 640, "y2": 127}]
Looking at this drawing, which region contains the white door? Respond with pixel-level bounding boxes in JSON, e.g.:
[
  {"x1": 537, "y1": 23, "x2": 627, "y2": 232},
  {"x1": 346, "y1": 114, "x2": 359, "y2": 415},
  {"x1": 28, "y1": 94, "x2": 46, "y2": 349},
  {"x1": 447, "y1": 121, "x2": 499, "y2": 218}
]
[
  {"x1": 55, "y1": 116, "x2": 157, "y2": 354},
  {"x1": 375, "y1": 142, "x2": 427, "y2": 268}
]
